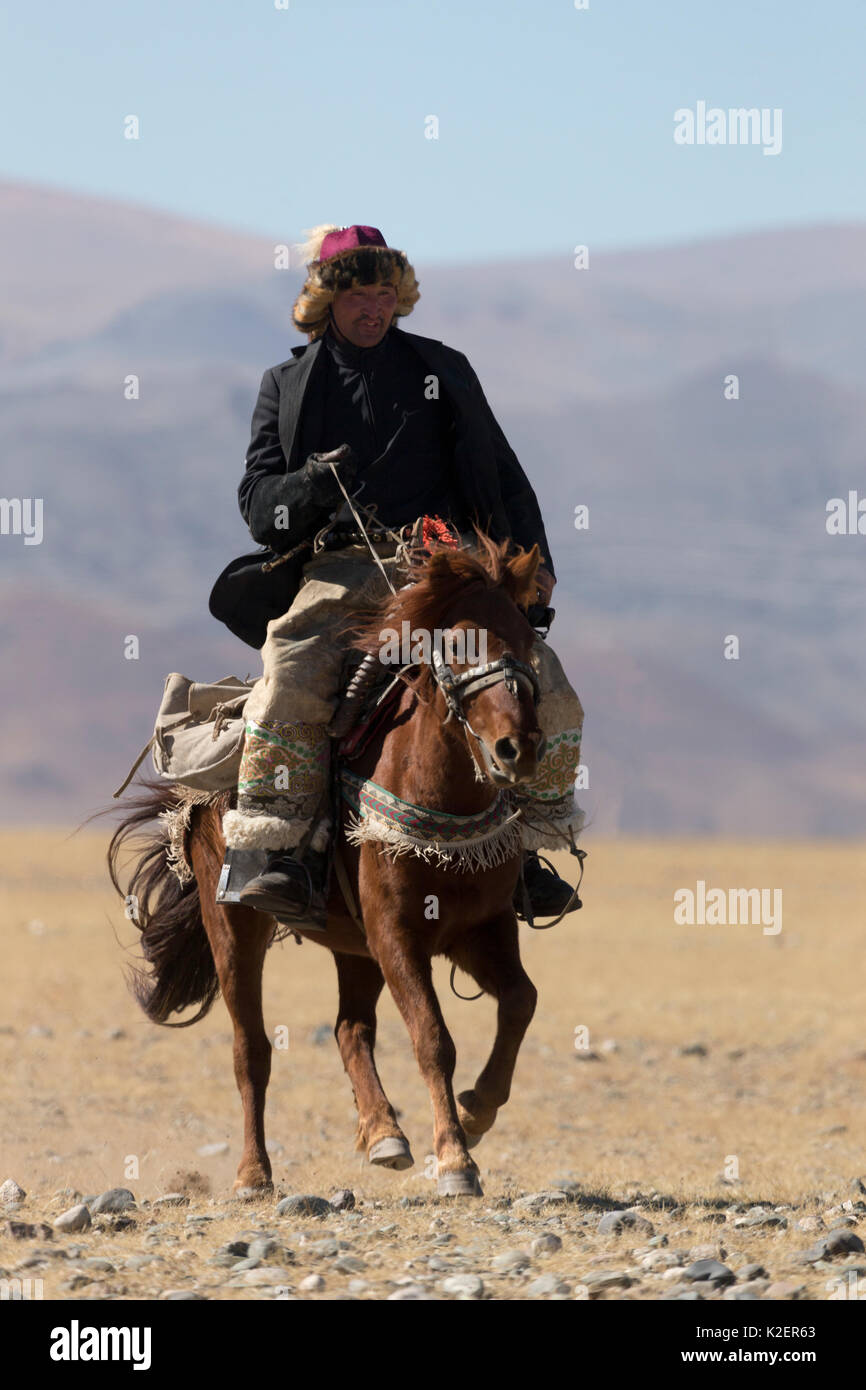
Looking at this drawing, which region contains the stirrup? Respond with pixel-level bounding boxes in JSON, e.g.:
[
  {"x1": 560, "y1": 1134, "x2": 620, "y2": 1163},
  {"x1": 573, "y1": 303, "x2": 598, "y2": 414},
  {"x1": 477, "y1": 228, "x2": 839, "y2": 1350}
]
[
  {"x1": 235, "y1": 850, "x2": 329, "y2": 930},
  {"x1": 515, "y1": 844, "x2": 587, "y2": 930}
]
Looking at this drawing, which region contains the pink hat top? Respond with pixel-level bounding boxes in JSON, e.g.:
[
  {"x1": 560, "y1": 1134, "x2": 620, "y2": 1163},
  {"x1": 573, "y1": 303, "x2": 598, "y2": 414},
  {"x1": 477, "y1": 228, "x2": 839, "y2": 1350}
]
[{"x1": 318, "y1": 225, "x2": 389, "y2": 263}]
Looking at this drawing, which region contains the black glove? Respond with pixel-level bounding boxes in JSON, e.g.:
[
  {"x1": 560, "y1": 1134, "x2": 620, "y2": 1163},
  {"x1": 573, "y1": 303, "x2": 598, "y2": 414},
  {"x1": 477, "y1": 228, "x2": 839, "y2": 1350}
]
[
  {"x1": 302, "y1": 445, "x2": 358, "y2": 507},
  {"x1": 525, "y1": 603, "x2": 555, "y2": 632}
]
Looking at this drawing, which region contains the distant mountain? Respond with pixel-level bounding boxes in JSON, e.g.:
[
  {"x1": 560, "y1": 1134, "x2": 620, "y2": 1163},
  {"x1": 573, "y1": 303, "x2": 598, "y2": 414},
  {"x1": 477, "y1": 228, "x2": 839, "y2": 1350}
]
[
  {"x1": 1, "y1": 179, "x2": 864, "y2": 833},
  {"x1": 24, "y1": 291, "x2": 295, "y2": 368},
  {"x1": 0, "y1": 179, "x2": 273, "y2": 357}
]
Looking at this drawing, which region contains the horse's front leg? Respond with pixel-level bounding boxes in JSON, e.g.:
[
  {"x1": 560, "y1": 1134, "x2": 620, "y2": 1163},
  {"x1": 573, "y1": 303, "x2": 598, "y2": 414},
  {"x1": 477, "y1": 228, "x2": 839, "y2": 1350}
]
[
  {"x1": 449, "y1": 908, "x2": 537, "y2": 1148},
  {"x1": 366, "y1": 919, "x2": 481, "y2": 1197},
  {"x1": 334, "y1": 952, "x2": 415, "y2": 1170},
  {"x1": 195, "y1": 849, "x2": 274, "y2": 1193}
]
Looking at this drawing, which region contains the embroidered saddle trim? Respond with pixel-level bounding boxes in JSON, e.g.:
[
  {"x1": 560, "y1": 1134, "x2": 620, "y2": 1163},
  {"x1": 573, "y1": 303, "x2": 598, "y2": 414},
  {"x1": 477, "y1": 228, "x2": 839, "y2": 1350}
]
[{"x1": 339, "y1": 767, "x2": 523, "y2": 871}]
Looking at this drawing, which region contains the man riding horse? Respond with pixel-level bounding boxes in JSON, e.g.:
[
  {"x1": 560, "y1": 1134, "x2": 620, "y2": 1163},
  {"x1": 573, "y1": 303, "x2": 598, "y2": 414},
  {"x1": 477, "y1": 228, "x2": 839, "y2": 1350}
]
[{"x1": 208, "y1": 223, "x2": 584, "y2": 928}]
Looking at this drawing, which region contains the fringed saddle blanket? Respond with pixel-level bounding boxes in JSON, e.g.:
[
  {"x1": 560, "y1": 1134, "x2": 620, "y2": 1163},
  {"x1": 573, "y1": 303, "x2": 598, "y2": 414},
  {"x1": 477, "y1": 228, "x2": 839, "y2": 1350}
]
[
  {"x1": 161, "y1": 774, "x2": 584, "y2": 888},
  {"x1": 339, "y1": 767, "x2": 524, "y2": 871},
  {"x1": 160, "y1": 786, "x2": 222, "y2": 886}
]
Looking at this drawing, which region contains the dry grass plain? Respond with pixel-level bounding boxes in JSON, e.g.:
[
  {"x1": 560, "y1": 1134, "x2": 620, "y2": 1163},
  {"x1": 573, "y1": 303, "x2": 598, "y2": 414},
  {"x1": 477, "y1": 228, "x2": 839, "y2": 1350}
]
[{"x1": 1, "y1": 828, "x2": 865, "y2": 1302}]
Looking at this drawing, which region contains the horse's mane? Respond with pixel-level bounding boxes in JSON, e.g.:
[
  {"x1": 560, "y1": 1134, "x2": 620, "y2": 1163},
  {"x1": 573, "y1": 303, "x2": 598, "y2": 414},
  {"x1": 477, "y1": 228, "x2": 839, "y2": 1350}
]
[{"x1": 347, "y1": 530, "x2": 540, "y2": 689}]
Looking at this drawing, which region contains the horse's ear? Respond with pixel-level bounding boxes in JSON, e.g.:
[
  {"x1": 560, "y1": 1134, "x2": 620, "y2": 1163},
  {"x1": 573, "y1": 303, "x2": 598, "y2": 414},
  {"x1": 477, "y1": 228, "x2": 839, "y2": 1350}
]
[{"x1": 503, "y1": 544, "x2": 541, "y2": 609}]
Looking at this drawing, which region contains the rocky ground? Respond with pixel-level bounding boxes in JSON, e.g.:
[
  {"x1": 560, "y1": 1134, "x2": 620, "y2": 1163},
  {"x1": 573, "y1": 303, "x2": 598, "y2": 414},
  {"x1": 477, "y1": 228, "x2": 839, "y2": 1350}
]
[
  {"x1": 2, "y1": 831, "x2": 865, "y2": 1301},
  {"x1": 2, "y1": 1176, "x2": 866, "y2": 1301}
]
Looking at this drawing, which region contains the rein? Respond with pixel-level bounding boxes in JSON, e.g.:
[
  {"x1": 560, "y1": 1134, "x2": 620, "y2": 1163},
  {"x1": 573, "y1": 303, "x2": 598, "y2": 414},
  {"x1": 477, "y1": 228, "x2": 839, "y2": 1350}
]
[{"x1": 327, "y1": 459, "x2": 397, "y2": 595}]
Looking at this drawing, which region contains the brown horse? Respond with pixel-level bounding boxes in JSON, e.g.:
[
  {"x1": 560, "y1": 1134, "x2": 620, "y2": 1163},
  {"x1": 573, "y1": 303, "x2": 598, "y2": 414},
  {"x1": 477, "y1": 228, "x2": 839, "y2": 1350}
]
[{"x1": 109, "y1": 535, "x2": 547, "y2": 1198}]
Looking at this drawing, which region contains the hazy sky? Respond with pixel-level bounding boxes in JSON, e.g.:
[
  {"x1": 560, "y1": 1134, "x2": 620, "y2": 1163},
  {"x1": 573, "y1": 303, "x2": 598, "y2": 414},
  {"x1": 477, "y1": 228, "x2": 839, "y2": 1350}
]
[{"x1": 3, "y1": 0, "x2": 863, "y2": 261}]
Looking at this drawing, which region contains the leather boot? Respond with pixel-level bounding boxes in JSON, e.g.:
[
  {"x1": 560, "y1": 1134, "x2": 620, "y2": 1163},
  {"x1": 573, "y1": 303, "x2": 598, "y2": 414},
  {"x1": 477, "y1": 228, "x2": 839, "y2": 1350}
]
[
  {"x1": 514, "y1": 849, "x2": 581, "y2": 919},
  {"x1": 239, "y1": 847, "x2": 329, "y2": 929}
]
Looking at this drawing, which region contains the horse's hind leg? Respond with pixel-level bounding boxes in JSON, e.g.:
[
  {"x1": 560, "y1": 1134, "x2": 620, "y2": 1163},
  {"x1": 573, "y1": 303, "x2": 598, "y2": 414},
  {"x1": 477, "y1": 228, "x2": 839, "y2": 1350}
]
[
  {"x1": 198, "y1": 886, "x2": 275, "y2": 1193},
  {"x1": 334, "y1": 954, "x2": 414, "y2": 1170},
  {"x1": 449, "y1": 909, "x2": 537, "y2": 1149}
]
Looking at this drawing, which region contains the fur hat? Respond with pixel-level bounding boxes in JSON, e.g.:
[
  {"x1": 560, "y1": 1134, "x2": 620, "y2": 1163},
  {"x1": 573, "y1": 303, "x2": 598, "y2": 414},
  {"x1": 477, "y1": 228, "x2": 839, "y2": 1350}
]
[{"x1": 291, "y1": 223, "x2": 420, "y2": 340}]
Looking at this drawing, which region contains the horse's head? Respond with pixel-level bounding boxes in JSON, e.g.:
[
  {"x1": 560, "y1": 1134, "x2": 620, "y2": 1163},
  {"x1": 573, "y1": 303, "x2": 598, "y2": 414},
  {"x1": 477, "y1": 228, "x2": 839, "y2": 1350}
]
[{"x1": 354, "y1": 531, "x2": 546, "y2": 787}]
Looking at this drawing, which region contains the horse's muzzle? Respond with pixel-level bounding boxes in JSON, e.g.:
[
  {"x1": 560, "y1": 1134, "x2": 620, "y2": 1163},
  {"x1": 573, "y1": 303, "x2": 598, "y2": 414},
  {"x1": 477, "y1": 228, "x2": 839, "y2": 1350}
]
[{"x1": 490, "y1": 731, "x2": 542, "y2": 785}]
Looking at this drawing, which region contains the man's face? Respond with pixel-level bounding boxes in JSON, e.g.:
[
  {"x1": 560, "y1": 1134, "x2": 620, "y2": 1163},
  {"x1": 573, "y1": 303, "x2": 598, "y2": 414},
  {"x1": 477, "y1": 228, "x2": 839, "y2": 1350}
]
[{"x1": 330, "y1": 281, "x2": 398, "y2": 347}]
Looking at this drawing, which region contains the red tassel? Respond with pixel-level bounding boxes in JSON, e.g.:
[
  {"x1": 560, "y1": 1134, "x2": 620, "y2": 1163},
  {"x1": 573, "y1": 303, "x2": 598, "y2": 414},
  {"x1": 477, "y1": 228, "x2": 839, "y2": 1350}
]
[{"x1": 421, "y1": 515, "x2": 458, "y2": 549}]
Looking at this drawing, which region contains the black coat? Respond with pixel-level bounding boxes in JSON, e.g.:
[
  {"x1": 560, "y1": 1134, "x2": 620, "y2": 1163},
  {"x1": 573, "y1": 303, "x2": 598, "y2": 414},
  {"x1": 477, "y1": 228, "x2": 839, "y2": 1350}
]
[{"x1": 209, "y1": 326, "x2": 554, "y2": 649}]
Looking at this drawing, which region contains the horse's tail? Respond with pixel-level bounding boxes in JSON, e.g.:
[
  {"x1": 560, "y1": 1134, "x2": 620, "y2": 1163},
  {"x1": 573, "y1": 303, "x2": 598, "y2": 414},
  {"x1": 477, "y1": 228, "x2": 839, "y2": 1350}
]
[{"x1": 107, "y1": 783, "x2": 220, "y2": 1028}]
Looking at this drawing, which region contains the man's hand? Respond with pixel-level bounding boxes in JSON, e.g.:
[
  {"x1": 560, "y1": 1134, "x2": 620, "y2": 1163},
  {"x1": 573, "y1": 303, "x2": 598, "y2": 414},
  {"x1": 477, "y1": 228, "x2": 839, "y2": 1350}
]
[
  {"x1": 302, "y1": 444, "x2": 358, "y2": 506},
  {"x1": 522, "y1": 564, "x2": 556, "y2": 632}
]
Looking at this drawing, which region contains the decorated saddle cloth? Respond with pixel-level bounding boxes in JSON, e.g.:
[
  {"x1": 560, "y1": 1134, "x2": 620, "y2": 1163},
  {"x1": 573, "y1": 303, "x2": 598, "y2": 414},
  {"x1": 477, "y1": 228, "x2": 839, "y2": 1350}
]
[{"x1": 339, "y1": 766, "x2": 525, "y2": 871}]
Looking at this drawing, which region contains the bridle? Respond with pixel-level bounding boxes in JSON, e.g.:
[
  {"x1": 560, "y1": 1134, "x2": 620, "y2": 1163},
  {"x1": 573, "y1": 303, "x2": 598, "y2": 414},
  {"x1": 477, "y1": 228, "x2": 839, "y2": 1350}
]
[{"x1": 430, "y1": 645, "x2": 542, "y2": 780}]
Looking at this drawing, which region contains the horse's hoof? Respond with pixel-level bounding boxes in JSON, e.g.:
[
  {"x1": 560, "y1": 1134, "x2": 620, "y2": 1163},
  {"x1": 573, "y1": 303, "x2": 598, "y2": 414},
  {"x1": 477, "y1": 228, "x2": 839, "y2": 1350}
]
[
  {"x1": 368, "y1": 1136, "x2": 415, "y2": 1170},
  {"x1": 456, "y1": 1091, "x2": 495, "y2": 1150},
  {"x1": 232, "y1": 1183, "x2": 273, "y2": 1200},
  {"x1": 437, "y1": 1169, "x2": 483, "y2": 1197}
]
